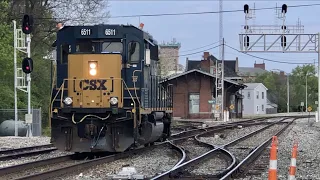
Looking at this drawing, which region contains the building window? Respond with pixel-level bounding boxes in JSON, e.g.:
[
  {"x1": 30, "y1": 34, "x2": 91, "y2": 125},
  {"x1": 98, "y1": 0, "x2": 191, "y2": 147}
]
[
  {"x1": 256, "y1": 91, "x2": 259, "y2": 99},
  {"x1": 262, "y1": 104, "x2": 264, "y2": 111},
  {"x1": 247, "y1": 92, "x2": 250, "y2": 99},
  {"x1": 189, "y1": 93, "x2": 200, "y2": 114},
  {"x1": 257, "y1": 105, "x2": 259, "y2": 112},
  {"x1": 262, "y1": 92, "x2": 264, "y2": 99}
]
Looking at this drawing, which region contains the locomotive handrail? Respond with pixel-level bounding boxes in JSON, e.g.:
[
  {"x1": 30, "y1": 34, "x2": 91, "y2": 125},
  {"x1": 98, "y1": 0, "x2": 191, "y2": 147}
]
[{"x1": 50, "y1": 78, "x2": 138, "y2": 128}]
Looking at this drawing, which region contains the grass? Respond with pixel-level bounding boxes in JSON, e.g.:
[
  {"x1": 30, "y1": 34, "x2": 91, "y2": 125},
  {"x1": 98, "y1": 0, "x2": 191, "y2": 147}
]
[{"x1": 42, "y1": 126, "x2": 51, "y2": 137}]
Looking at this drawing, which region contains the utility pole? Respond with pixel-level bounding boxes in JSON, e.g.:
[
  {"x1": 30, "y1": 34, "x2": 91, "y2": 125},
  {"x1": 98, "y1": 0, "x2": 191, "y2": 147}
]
[
  {"x1": 221, "y1": 38, "x2": 225, "y2": 120},
  {"x1": 239, "y1": 4, "x2": 320, "y2": 122},
  {"x1": 305, "y1": 73, "x2": 308, "y2": 112},
  {"x1": 287, "y1": 73, "x2": 290, "y2": 114},
  {"x1": 219, "y1": 0, "x2": 224, "y2": 120}
]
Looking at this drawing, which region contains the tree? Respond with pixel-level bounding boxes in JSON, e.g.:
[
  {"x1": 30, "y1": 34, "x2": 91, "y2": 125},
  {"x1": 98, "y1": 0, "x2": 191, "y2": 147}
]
[
  {"x1": 290, "y1": 64, "x2": 318, "y2": 112},
  {"x1": 0, "y1": 0, "x2": 111, "y2": 129}
]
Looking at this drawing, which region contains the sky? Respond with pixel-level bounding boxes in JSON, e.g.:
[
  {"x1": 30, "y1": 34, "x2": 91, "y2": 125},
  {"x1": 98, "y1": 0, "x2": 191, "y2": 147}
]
[{"x1": 107, "y1": 0, "x2": 319, "y2": 73}]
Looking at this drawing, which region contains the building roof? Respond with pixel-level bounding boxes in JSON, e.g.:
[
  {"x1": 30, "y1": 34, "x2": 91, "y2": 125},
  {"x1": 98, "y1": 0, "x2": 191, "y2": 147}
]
[
  {"x1": 238, "y1": 67, "x2": 267, "y2": 76},
  {"x1": 186, "y1": 59, "x2": 239, "y2": 77},
  {"x1": 244, "y1": 83, "x2": 268, "y2": 90},
  {"x1": 162, "y1": 69, "x2": 244, "y2": 87},
  {"x1": 238, "y1": 67, "x2": 268, "y2": 76}
]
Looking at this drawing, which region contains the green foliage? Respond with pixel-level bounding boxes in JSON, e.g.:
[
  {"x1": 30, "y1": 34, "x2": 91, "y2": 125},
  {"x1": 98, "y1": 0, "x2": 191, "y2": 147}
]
[{"x1": 252, "y1": 65, "x2": 318, "y2": 113}]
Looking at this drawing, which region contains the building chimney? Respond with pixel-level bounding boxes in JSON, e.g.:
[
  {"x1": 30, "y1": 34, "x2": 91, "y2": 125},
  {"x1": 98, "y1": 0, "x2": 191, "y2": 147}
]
[
  {"x1": 203, "y1": 52, "x2": 209, "y2": 60},
  {"x1": 200, "y1": 53, "x2": 210, "y2": 72},
  {"x1": 254, "y1": 62, "x2": 265, "y2": 70},
  {"x1": 185, "y1": 57, "x2": 189, "y2": 71}
]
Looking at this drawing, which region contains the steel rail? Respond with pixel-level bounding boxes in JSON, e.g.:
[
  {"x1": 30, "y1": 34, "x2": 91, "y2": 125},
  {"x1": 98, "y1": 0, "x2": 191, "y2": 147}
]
[
  {"x1": 150, "y1": 117, "x2": 289, "y2": 179},
  {"x1": 0, "y1": 147, "x2": 57, "y2": 161},
  {"x1": 0, "y1": 154, "x2": 72, "y2": 177},
  {"x1": 13, "y1": 141, "x2": 185, "y2": 180},
  {"x1": 220, "y1": 117, "x2": 296, "y2": 179},
  {"x1": 0, "y1": 144, "x2": 53, "y2": 155}
]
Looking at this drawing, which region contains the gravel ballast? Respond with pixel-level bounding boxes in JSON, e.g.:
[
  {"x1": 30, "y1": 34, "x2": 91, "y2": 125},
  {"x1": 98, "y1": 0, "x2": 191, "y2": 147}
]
[
  {"x1": 227, "y1": 123, "x2": 287, "y2": 162},
  {"x1": 0, "y1": 136, "x2": 50, "y2": 150},
  {"x1": 61, "y1": 144, "x2": 181, "y2": 179},
  {"x1": 186, "y1": 151, "x2": 231, "y2": 176},
  {"x1": 175, "y1": 138, "x2": 212, "y2": 159},
  {"x1": 198, "y1": 124, "x2": 269, "y2": 146},
  {"x1": 260, "y1": 118, "x2": 320, "y2": 179}
]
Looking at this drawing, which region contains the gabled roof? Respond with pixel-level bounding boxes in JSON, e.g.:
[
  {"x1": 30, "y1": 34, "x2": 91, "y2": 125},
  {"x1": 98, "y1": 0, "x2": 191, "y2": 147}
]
[
  {"x1": 238, "y1": 67, "x2": 268, "y2": 76},
  {"x1": 186, "y1": 55, "x2": 239, "y2": 77},
  {"x1": 244, "y1": 83, "x2": 268, "y2": 90},
  {"x1": 163, "y1": 69, "x2": 244, "y2": 87}
]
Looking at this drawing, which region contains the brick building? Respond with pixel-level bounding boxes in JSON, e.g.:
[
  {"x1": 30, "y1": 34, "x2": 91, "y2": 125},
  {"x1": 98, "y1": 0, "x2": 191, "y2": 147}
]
[
  {"x1": 163, "y1": 52, "x2": 246, "y2": 119},
  {"x1": 159, "y1": 39, "x2": 184, "y2": 77}
]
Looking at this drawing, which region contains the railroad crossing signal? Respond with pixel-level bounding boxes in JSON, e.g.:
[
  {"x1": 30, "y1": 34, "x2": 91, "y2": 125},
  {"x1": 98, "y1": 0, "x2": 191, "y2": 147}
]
[
  {"x1": 229, "y1": 104, "x2": 234, "y2": 110},
  {"x1": 215, "y1": 105, "x2": 220, "y2": 110},
  {"x1": 307, "y1": 106, "x2": 312, "y2": 112}
]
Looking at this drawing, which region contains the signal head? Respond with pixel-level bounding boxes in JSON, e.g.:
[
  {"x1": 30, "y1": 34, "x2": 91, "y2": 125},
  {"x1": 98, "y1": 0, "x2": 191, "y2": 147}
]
[
  {"x1": 244, "y1": 4, "x2": 249, "y2": 14},
  {"x1": 282, "y1": 4, "x2": 287, "y2": 13},
  {"x1": 22, "y1": 14, "x2": 34, "y2": 34},
  {"x1": 22, "y1": 57, "x2": 33, "y2": 74}
]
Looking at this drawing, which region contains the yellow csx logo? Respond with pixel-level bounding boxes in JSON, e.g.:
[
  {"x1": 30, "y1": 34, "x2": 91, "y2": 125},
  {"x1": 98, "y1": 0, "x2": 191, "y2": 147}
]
[{"x1": 79, "y1": 79, "x2": 107, "y2": 90}]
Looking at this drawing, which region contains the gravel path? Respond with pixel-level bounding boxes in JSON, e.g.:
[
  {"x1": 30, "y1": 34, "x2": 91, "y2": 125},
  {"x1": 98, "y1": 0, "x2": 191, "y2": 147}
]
[
  {"x1": 0, "y1": 136, "x2": 50, "y2": 150},
  {"x1": 175, "y1": 138, "x2": 212, "y2": 159},
  {"x1": 198, "y1": 124, "x2": 268, "y2": 146},
  {"x1": 227, "y1": 124, "x2": 286, "y2": 162},
  {"x1": 60, "y1": 144, "x2": 181, "y2": 179}
]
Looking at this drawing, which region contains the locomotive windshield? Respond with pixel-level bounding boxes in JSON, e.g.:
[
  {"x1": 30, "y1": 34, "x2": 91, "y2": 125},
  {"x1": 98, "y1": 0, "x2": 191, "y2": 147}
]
[{"x1": 102, "y1": 42, "x2": 123, "y2": 53}]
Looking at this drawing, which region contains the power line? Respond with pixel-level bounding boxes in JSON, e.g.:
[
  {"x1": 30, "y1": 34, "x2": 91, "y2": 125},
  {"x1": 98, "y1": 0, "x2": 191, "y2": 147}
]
[
  {"x1": 108, "y1": 3, "x2": 320, "y2": 18},
  {"x1": 160, "y1": 44, "x2": 221, "y2": 58},
  {"x1": 225, "y1": 44, "x2": 315, "y2": 65},
  {"x1": 179, "y1": 40, "x2": 220, "y2": 53},
  {"x1": 38, "y1": 3, "x2": 320, "y2": 20}
]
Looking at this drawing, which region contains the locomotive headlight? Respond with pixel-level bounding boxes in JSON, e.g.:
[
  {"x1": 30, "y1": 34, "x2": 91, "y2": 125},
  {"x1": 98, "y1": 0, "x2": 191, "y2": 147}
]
[
  {"x1": 89, "y1": 69, "x2": 97, "y2": 76},
  {"x1": 89, "y1": 62, "x2": 97, "y2": 69},
  {"x1": 63, "y1": 97, "x2": 73, "y2": 105},
  {"x1": 89, "y1": 62, "x2": 97, "y2": 76},
  {"x1": 110, "y1": 97, "x2": 118, "y2": 105}
]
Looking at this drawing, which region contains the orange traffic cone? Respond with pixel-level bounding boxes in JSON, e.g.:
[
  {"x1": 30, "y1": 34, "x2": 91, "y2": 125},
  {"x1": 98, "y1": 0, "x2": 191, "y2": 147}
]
[
  {"x1": 288, "y1": 141, "x2": 298, "y2": 180},
  {"x1": 268, "y1": 136, "x2": 278, "y2": 180}
]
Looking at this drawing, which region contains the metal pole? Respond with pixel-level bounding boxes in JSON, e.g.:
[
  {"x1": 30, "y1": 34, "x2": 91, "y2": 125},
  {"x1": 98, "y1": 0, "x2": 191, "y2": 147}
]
[
  {"x1": 306, "y1": 73, "x2": 308, "y2": 112},
  {"x1": 13, "y1": 20, "x2": 18, "y2": 137},
  {"x1": 215, "y1": 58, "x2": 218, "y2": 120},
  {"x1": 318, "y1": 32, "x2": 320, "y2": 122},
  {"x1": 26, "y1": 34, "x2": 32, "y2": 136},
  {"x1": 287, "y1": 73, "x2": 289, "y2": 114},
  {"x1": 221, "y1": 38, "x2": 225, "y2": 120}
]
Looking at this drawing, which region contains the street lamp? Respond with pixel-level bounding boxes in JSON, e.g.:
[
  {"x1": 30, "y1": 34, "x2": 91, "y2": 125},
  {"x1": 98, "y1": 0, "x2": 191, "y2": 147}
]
[{"x1": 270, "y1": 69, "x2": 290, "y2": 114}]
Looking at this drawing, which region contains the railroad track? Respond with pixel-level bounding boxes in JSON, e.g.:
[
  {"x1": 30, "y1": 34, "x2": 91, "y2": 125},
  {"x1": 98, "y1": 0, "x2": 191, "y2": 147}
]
[
  {"x1": 1, "y1": 116, "x2": 303, "y2": 179},
  {"x1": 220, "y1": 117, "x2": 296, "y2": 179},
  {"x1": 151, "y1": 117, "x2": 299, "y2": 179},
  {"x1": 0, "y1": 142, "x2": 185, "y2": 180},
  {"x1": 0, "y1": 144, "x2": 56, "y2": 161}
]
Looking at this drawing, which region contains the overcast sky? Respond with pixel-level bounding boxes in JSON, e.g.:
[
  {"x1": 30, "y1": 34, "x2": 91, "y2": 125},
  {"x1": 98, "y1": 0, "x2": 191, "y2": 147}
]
[{"x1": 107, "y1": 1, "x2": 319, "y2": 73}]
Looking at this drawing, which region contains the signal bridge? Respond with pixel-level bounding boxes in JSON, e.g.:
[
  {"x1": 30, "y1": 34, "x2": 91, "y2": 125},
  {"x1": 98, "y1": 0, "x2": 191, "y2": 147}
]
[{"x1": 239, "y1": 3, "x2": 320, "y2": 122}]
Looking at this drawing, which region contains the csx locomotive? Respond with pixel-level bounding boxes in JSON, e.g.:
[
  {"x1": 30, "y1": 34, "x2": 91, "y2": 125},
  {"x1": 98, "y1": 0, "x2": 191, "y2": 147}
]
[{"x1": 50, "y1": 24, "x2": 173, "y2": 152}]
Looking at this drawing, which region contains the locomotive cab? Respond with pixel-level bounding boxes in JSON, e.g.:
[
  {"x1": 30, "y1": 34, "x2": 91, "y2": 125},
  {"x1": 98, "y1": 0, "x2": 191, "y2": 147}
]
[{"x1": 50, "y1": 25, "x2": 173, "y2": 153}]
